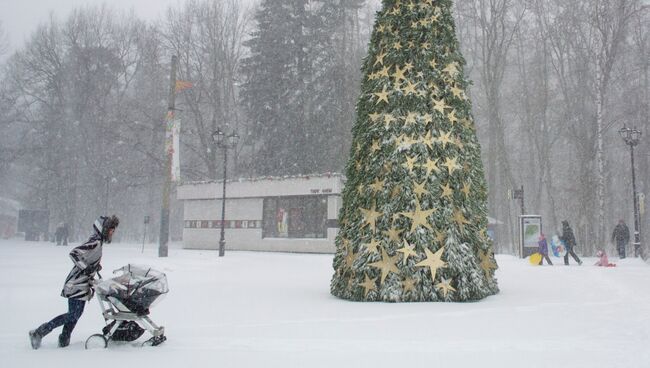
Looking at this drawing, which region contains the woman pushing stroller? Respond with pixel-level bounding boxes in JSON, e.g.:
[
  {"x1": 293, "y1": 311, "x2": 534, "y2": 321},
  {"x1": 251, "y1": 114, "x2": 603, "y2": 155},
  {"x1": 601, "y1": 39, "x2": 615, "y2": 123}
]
[{"x1": 29, "y1": 215, "x2": 119, "y2": 349}]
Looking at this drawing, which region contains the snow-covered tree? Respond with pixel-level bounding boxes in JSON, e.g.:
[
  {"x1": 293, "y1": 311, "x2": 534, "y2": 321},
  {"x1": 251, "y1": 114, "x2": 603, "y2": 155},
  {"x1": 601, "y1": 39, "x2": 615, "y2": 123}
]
[
  {"x1": 331, "y1": 0, "x2": 498, "y2": 302},
  {"x1": 241, "y1": 0, "x2": 370, "y2": 176},
  {"x1": 2, "y1": 7, "x2": 165, "y2": 240}
]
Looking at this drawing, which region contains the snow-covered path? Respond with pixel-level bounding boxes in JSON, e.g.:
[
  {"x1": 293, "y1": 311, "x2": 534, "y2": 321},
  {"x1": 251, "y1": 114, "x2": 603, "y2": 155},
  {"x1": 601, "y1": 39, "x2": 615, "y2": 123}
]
[{"x1": 1, "y1": 239, "x2": 648, "y2": 368}]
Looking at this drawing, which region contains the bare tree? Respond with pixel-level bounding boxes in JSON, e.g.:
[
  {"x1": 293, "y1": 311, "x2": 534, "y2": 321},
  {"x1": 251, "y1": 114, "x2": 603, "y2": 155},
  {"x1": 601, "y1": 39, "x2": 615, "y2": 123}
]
[
  {"x1": 456, "y1": 0, "x2": 527, "y2": 253},
  {"x1": 624, "y1": 4, "x2": 649, "y2": 253},
  {"x1": 161, "y1": 0, "x2": 251, "y2": 181},
  {"x1": 590, "y1": 1, "x2": 639, "y2": 246},
  {"x1": 2, "y1": 6, "x2": 165, "y2": 240},
  {"x1": 2, "y1": 0, "x2": 647, "y2": 250},
  {"x1": 543, "y1": 0, "x2": 640, "y2": 249},
  {"x1": 511, "y1": 0, "x2": 563, "y2": 231},
  {"x1": 0, "y1": 20, "x2": 8, "y2": 57}
]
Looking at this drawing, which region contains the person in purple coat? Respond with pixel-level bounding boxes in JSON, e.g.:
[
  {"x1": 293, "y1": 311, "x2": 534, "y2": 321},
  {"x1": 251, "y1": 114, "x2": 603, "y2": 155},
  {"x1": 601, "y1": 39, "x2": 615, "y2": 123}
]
[
  {"x1": 29, "y1": 215, "x2": 119, "y2": 349},
  {"x1": 538, "y1": 233, "x2": 553, "y2": 265}
]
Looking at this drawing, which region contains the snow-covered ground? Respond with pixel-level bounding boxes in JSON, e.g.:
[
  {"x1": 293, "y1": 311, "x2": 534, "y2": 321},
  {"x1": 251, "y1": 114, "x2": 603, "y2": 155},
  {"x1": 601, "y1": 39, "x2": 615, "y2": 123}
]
[{"x1": 1, "y1": 239, "x2": 648, "y2": 368}]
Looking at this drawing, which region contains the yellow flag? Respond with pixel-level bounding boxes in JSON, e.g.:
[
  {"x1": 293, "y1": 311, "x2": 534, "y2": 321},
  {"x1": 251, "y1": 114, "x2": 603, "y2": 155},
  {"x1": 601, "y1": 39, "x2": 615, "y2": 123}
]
[{"x1": 175, "y1": 80, "x2": 193, "y2": 92}]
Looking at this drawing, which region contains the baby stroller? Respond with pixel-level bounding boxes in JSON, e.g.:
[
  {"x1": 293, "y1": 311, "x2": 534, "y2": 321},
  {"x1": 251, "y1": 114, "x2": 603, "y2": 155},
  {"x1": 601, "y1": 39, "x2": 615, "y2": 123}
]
[{"x1": 85, "y1": 264, "x2": 168, "y2": 349}]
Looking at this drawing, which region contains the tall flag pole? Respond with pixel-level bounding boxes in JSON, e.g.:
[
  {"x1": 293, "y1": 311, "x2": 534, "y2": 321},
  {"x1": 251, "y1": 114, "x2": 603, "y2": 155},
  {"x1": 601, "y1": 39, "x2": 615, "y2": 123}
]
[
  {"x1": 158, "y1": 55, "x2": 178, "y2": 258},
  {"x1": 331, "y1": 0, "x2": 499, "y2": 302}
]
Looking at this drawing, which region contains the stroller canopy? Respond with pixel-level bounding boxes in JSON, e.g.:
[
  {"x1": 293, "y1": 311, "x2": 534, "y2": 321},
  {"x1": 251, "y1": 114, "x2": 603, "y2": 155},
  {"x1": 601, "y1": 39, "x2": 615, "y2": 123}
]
[{"x1": 97, "y1": 264, "x2": 169, "y2": 314}]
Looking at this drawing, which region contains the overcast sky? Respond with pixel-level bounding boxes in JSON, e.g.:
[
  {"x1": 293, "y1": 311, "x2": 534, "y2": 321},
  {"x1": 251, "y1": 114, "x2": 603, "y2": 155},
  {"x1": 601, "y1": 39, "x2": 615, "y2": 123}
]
[
  {"x1": 0, "y1": 0, "x2": 258, "y2": 53},
  {"x1": 1, "y1": 0, "x2": 646, "y2": 54}
]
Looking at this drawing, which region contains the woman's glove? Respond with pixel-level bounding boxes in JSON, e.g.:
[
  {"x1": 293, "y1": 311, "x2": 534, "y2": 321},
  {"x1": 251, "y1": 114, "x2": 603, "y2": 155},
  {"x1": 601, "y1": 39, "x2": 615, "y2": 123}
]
[{"x1": 83, "y1": 264, "x2": 102, "y2": 275}]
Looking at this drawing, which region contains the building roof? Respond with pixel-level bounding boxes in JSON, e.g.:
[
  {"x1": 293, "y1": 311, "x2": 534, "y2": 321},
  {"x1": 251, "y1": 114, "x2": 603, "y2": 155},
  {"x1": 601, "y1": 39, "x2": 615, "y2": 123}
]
[
  {"x1": 178, "y1": 173, "x2": 345, "y2": 200},
  {"x1": 179, "y1": 172, "x2": 345, "y2": 186}
]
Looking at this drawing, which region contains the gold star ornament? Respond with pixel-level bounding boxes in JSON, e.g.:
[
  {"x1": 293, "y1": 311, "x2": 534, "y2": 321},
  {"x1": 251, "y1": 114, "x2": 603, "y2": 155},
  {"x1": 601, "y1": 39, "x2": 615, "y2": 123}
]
[
  {"x1": 479, "y1": 249, "x2": 498, "y2": 278},
  {"x1": 413, "y1": 181, "x2": 428, "y2": 199},
  {"x1": 441, "y1": 183, "x2": 454, "y2": 198},
  {"x1": 383, "y1": 225, "x2": 402, "y2": 243},
  {"x1": 374, "y1": 85, "x2": 390, "y2": 104},
  {"x1": 423, "y1": 158, "x2": 440, "y2": 175},
  {"x1": 443, "y1": 62, "x2": 460, "y2": 77},
  {"x1": 369, "y1": 248, "x2": 400, "y2": 284},
  {"x1": 360, "y1": 205, "x2": 382, "y2": 232},
  {"x1": 402, "y1": 277, "x2": 417, "y2": 293},
  {"x1": 438, "y1": 131, "x2": 454, "y2": 148},
  {"x1": 443, "y1": 157, "x2": 459, "y2": 175},
  {"x1": 400, "y1": 199, "x2": 436, "y2": 232},
  {"x1": 435, "y1": 277, "x2": 456, "y2": 298},
  {"x1": 397, "y1": 239, "x2": 417, "y2": 266},
  {"x1": 461, "y1": 182, "x2": 471, "y2": 198},
  {"x1": 415, "y1": 246, "x2": 447, "y2": 284},
  {"x1": 374, "y1": 50, "x2": 386, "y2": 66},
  {"x1": 369, "y1": 178, "x2": 385, "y2": 193},
  {"x1": 359, "y1": 273, "x2": 378, "y2": 297},
  {"x1": 364, "y1": 238, "x2": 381, "y2": 254},
  {"x1": 453, "y1": 209, "x2": 470, "y2": 229}
]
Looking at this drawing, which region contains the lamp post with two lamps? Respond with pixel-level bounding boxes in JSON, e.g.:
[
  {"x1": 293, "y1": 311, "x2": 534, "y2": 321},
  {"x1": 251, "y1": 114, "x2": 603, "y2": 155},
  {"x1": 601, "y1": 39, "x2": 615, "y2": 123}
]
[
  {"x1": 212, "y1": 128, "x2": 240, "y2": 257},
  {"x1": 619, "y1": 125, "x2": 643, "y2": 258}
]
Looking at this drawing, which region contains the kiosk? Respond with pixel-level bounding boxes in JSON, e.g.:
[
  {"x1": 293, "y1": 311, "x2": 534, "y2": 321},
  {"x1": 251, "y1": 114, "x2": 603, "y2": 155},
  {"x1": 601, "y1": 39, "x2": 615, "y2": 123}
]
[{"x1": 519, "y1": 215, "x2": 542, "y2": 258}]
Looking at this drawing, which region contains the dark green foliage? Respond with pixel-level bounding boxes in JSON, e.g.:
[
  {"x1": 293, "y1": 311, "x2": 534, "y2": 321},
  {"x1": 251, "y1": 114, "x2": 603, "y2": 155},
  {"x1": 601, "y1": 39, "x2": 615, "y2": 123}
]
[
  {"x1": 241, "y1": 0, "x2": 367, "y2": 176},
  {"x1": 331, "y1": 0, "x2": 499, "y2": 302}
]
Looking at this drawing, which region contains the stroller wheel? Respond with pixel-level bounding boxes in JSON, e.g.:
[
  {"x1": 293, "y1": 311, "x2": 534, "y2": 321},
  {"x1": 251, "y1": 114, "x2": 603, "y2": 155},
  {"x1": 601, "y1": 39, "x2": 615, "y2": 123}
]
[
  {"x1": 85, "y1": 334, "x2": 108, "y2": 349},
  {"x1": 142, "y1": 335, "x2": 166, "y2": 347}
]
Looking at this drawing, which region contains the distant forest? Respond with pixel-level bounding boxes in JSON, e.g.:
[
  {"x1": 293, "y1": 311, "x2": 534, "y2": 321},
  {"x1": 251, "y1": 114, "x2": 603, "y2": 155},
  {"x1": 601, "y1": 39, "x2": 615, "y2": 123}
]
[{"x1": 0, "y1": 0, "x2": 648, "y2": 255}]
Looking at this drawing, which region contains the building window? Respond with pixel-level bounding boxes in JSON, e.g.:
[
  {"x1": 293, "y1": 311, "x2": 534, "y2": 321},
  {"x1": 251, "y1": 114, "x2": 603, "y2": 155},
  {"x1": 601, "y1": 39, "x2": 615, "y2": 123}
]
[{"x1": 263, "y1": 196, "x2": 327, "y2": 239}]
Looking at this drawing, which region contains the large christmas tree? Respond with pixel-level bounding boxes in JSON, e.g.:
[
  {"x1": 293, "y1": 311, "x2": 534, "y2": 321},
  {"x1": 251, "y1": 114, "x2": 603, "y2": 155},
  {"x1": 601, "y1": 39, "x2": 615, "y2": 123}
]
[{"x1": 331, "y1": 0, "x2": 499, "y2": 302}]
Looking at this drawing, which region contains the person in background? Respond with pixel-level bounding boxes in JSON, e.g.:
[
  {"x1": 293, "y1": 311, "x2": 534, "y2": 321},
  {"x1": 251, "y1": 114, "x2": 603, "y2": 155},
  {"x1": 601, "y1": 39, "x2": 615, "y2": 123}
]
[
  {"x1": 560, "y1": 220, "x2": 582, "y2": 265},
  {"x1": 28, "y1": 215, "x2": 119, "y2": 349},
  {"x1": 54, "y1": 222, "x2": 69, "y2": 246},
  {"x1": 538, "y1": 233, "x2": 553, "y2": 265},
  {"x1": 61, "y1": 222, "x2": 69, "y2": 245},
  {"x1": 611, "y1": 219, "x2": 630, "y2": 259},
  {"x1": 595, "y1": 249, "x2": 616, "y2": 267}
]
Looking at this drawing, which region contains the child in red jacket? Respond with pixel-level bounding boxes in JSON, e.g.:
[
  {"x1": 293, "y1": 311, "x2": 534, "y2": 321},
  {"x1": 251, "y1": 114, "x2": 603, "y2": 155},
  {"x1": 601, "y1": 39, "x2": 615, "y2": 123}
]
[{"x1": 595, "y1": 250, "x2": 616, "y2": 267}]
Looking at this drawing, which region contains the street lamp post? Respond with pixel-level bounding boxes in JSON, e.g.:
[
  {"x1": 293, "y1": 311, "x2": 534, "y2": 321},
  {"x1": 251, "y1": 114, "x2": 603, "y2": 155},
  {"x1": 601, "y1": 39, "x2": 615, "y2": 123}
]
[
  {"x1": 212, "y1": 128, "x2": 240, "y2": 257},
  {"x1": 619, "y1": 125, "x2": 643, "y2": 258}
]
